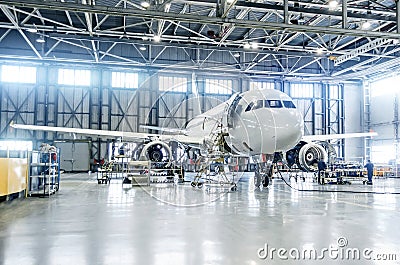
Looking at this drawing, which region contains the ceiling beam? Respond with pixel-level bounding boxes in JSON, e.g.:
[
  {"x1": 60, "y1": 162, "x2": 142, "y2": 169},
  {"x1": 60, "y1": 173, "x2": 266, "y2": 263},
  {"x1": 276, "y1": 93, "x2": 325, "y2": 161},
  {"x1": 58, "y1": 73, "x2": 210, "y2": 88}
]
[
  {"x1": 0, "y1": 5, "x2": 42, "y2": 59},
  {"x1": 2, "y1": 0, "x2": 400, "y2": 39}
]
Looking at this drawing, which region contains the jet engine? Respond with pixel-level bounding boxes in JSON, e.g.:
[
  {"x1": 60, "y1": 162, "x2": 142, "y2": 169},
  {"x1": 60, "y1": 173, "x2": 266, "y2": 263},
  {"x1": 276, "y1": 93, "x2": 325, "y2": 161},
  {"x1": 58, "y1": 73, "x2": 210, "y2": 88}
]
[
  {"x1": 139, "y1": 140, "x2": 173, "y2": 169},
  {"x1": 297, "y1": 143, "x2": 328, "y2": 171},
  {"x1": 285, "y1": 141, "x2": 329, "y2": 172}
]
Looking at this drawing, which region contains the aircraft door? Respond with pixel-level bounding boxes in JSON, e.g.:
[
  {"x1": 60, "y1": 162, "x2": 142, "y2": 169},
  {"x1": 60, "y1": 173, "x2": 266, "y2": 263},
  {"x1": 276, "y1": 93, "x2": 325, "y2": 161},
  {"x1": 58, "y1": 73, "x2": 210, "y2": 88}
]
[{"x1": 226, "y1": 93, "x2": 242, "y2": 128}]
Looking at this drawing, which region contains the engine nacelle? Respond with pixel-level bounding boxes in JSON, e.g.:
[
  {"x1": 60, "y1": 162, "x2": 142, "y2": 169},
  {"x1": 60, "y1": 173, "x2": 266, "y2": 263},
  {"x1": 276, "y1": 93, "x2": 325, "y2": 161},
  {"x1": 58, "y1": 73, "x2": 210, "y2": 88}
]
[
  {"x1": 285, "y1": 141, "x2": 329, "y2": 172},
  {"x1": 139, "y1": 140, "x2": 173, "y2": 168},
  {"x1": 297, "y1": 143, "x2": 328, "y2": 172}
]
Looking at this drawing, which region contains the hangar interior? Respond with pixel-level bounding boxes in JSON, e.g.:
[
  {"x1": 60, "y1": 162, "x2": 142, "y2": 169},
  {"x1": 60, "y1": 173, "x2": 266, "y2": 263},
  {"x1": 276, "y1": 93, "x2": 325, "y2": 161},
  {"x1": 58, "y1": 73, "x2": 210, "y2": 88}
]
[{"x1": 1, "y1": 0, "x2": 400, "y2": 264}]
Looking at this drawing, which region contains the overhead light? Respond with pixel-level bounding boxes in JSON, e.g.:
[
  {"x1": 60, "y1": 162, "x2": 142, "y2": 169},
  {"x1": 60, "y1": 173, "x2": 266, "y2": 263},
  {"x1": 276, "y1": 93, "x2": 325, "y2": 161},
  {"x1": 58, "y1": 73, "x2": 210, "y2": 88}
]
[
  {"x1": 141, "y1": 1, "x2": 150, "y2": 8},
  {"x1": 362, "y1": 21, "x2": 371, "y2": 30},
  {"x1": 27, "y1": 24, "x2": 38, "y2": 33},
  {"x1": 153, "y1": 35, "x2": 161, "y2": 42},
  {"x1": 316, "y1": 48, "x2": 324, "y2": 55},
  {"x1": 233, "y1": 52, "x2": 240, "y2": 58},
  {"x1": 28, "y1": 28, "x2": 38, "y2": 33},
  {"x1": 298, "y1": 14, "x2": 305, "y2": 24},
  {"x1": 328, "y1": 0, "x2": 338, "y2": 9},
  {"x1": 36, "y1": 35, "x2": 45, "y2": 43},
  {"x1": 244, "y1": 42, "x2": 251, "y2": 49},
  {"x1": 139, "y1": 46, "x2": 147, "y2": 51},
  {"x1": 251, "y1": 42, "x2": 258, "y2": 49}
]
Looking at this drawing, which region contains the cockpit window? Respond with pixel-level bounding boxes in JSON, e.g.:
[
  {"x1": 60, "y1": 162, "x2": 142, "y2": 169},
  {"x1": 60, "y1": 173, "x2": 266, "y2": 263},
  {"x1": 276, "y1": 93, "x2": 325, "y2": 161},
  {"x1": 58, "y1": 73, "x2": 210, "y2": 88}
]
[
  {"x1": 283, "y1": 100, "x2": 296, "y2": 108},
  {"x1": 252, "y1": 100, "x2": 264, "y2": 110},
  {"x1": 245, "y1": 100, "x2": 284, "y2": 111},
  {"x1": 245, "y1": 102, "x2": 254, "y2": 112},
  {"x1": 265, "y1": 100, "x2": 283, "y2": 108}
]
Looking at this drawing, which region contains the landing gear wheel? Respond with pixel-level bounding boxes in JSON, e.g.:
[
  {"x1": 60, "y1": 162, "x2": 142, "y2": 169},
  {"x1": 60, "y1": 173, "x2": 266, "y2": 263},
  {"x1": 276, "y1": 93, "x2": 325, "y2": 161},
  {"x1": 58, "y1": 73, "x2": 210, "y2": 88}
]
[
  {"x1": 191, "y1": 182, "x2": 196, "y2": 187},
  {"x1": 197, "y1": 182, "x2": 203, "y2": 188},
  {"x1": 98, "y1": 180, "x2": 101, "y2": 184},
  {"x1": 230, "y1": 185, "x2": 237, "y2": 191},
  {"x1": 263, "y1": 176, "x2": 270, "y2": 187}
]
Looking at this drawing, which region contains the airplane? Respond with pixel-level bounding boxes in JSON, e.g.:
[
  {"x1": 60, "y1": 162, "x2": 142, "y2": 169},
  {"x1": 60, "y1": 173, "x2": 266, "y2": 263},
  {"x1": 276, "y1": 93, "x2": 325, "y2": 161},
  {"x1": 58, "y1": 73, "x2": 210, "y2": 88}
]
[{"x1": 10, "y1": 88, "x2": 377, "y2": 187}]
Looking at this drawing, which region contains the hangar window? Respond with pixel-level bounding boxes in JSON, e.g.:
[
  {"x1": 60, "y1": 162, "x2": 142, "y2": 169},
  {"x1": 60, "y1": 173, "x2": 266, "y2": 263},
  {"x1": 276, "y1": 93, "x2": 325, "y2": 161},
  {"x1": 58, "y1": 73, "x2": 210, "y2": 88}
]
[
  {"x1": 0, "y1": 140, "x2": 32, "y2": 151},
  {"x1": 290, "y1": 83, "x2": 313, "y2": 98},
  {"x1": 249, "y1": 81, "x2": 274, "y2": 90},
  {"x1": 370, "y1": 75, "x2": 399, "y2": 97},
  {"x1": 205, "y1": 79, "x2": 233, "y2": 94},
  {"x1": 58, "y1": 69, "x2": 91, "y2": 86},
  {"x1": 159, "y1": 75, "x2": 188, "y2": 93},
  {"x1": 1, "y1": 65, "x2": 36, "y2": 84},
  {"x1": 329, "y1": 84, "x2": 341, "y2": 99},
  {"x1": 112, "y1": 72, "x2": 139, "y2": 89},
  {"x1": 371, "y1": 145, "x2": 395, "y2": 164}
]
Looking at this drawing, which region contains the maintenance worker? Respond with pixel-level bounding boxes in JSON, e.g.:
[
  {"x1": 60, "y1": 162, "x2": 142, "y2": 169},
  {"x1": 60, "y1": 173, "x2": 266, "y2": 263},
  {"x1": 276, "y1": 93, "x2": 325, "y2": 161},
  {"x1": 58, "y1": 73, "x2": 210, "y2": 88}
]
[
  {"x1": 119, "y1": 143, "x2": 128, "y2": 156},
  {"x1": 254, "y1": 163, "x2": 261, "y2": 188},
  {"x1": 317, "y1": 159, "x2": 327, "y2": 184},
  {"x1": 364, "y1": 160, "x2": 374, "y2": 185}
]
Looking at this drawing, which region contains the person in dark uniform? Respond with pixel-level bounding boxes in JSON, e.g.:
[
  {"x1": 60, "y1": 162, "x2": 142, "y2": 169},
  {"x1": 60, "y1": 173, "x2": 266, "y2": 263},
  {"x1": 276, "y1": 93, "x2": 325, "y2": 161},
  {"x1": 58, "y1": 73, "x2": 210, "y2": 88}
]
[
  {"x1": 364, "y1": 160, "x2": 374, "y2": 185},
  {"x1": 254, "y1": 163, "x2": 261, "y2": 188},
  {"x1": 119, "y1": 143, "x2": 128, "y2": 156},
  {"x1": 317, "y1": 159, "x2": 327, "y2": 184}
]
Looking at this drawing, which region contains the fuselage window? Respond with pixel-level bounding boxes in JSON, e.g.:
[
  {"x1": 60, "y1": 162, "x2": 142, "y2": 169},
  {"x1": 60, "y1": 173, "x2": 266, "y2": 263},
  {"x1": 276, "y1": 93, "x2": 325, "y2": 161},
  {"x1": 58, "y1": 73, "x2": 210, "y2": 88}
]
[
  {"x1": 265, "y1": 100, "x2": 283, "y2": 108},
  {"x1": 283, "y1": 100, "x2": 296, "y2": 108}
]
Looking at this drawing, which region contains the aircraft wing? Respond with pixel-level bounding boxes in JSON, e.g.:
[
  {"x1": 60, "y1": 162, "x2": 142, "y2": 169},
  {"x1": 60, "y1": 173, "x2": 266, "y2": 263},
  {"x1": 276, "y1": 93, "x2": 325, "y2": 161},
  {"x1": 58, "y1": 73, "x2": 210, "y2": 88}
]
[
  {"x1": 10, "y1": 123, "x2": 203, "y2": 145},
  {"x1": 302, "y1": 132, "x2": 378, "y2": 142},
  {"x1": 140, "y1": 125, "x2": 188, "y2": 135}
]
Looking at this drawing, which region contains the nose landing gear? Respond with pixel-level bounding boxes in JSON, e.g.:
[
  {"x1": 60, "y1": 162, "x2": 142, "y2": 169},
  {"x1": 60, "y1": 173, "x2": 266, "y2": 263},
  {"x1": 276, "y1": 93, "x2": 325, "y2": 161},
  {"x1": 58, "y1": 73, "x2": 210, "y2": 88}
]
[{"x1": 262, "y1": 175, "x2": 270, "y2": 187}]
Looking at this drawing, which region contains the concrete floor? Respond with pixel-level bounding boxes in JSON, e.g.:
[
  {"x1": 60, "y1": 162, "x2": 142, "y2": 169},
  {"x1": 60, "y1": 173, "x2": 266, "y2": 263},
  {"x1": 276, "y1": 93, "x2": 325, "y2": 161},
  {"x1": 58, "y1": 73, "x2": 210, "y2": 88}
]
[{"x1": 1, "y1": 172, "x2": 400, "y2": 265}]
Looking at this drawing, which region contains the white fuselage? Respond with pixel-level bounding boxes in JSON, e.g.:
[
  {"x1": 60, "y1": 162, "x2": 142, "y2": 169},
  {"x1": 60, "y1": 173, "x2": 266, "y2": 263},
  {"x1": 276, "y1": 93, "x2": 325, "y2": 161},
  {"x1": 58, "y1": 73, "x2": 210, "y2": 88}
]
[{"x1": 185, "y1": 89, "x2": 304, "y2": 156}]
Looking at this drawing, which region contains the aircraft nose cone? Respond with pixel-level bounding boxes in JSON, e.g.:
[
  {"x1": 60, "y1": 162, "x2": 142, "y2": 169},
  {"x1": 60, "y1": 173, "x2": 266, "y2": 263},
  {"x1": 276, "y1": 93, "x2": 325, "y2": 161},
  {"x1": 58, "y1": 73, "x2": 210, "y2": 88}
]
[{"x1": 274, "y1": 110, "x2": 303, "y2": 151}]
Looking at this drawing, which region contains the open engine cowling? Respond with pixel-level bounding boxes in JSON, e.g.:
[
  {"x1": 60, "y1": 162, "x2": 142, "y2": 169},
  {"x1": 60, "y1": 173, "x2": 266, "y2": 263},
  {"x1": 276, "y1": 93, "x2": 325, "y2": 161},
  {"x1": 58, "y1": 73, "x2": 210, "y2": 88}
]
[
  {"x1": 139, "y1": 140, "x2": 173, "y2": 169},
  {"x1": 285, "y1": 141, "x2": 329, "y2": 172},
  {"x1": 297, "y1": 143, "x2": 328, "y2": 172}
]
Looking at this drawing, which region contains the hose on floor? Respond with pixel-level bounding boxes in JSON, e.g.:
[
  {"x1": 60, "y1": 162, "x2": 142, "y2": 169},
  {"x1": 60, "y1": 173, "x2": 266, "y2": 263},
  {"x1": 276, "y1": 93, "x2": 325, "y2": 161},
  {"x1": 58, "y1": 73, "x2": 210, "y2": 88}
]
[{"x1": 275, "y1": 164, "x2": 400, "y2": 195}]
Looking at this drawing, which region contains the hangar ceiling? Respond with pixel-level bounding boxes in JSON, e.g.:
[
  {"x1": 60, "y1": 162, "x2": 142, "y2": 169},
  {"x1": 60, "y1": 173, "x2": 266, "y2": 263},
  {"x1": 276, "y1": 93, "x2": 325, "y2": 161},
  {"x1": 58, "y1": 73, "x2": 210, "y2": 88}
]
[{"x1": 0, "y1": 0, "x2": 399, "y2": 80}]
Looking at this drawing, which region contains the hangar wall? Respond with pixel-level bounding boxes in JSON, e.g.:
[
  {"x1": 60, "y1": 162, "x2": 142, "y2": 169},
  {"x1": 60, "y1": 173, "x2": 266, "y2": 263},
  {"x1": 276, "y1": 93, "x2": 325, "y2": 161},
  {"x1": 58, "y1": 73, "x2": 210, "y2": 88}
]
[
  {"x1": 343, "y1": 83, "x2": 364, "y2": 161},
  {"x1": 368, "y1": 77, "x2": 400, "y2": 164},
  {"x1": 0, "y1": 61, "x2": 363, "y2": 164}
]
